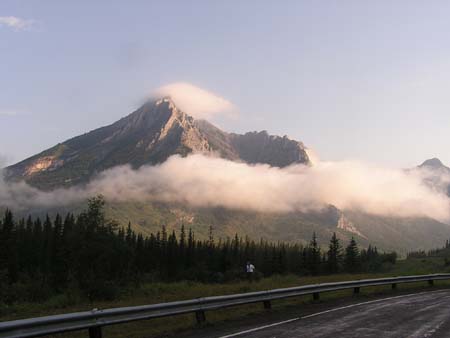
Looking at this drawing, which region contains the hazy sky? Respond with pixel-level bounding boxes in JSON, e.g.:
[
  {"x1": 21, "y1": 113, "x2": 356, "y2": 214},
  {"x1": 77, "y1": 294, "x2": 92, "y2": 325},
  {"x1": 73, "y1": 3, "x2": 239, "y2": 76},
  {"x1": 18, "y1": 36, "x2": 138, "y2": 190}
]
[{"x1": 2, "y1": 1, "x2": 450, "y2": 167}]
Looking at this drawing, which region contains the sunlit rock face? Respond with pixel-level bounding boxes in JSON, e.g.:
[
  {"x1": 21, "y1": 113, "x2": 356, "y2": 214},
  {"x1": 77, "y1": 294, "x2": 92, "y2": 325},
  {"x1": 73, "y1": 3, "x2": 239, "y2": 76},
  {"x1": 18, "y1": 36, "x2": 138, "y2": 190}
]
[
  {"x1": 24, "y1": 156, "x2": 64, "y2": 176},
  {"x1": 337, "y1": 212, "x2": 367, "y2": 239},
  {"x1": 5, "y1": 97, "x2": 310, "y2": 190}
]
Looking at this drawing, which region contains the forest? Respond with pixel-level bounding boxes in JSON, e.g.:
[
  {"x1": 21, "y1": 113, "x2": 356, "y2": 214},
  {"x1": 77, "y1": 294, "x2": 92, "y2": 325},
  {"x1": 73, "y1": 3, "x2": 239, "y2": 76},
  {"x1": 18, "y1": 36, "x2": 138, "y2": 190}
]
[{"x1": 0, "y1": 196, "x2": 397, "y2": 303}]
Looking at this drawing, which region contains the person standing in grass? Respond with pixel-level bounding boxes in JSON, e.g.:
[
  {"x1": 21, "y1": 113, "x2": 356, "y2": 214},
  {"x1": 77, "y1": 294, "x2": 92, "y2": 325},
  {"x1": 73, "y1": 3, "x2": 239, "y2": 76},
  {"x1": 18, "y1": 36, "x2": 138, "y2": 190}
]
[{"x1": 246, "y1": 261, "x2": 255, "y2": 282}]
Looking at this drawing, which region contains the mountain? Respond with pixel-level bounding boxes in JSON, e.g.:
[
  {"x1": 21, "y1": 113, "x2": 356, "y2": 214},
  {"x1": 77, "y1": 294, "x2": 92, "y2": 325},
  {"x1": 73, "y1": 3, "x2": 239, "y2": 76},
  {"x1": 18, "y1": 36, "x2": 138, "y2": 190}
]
[
  {"x1": 420, "y1": 158, "x2": 447, "y2": 169},
  {"x1": 4, "y1": 99, "x2": 450, "y2": 254},
  {"x1": 417, "y1": 158, "x2": 450, "y2": 196},
  {"x1": 4, "y1": 97, "x2": 310, "y2": 190}
]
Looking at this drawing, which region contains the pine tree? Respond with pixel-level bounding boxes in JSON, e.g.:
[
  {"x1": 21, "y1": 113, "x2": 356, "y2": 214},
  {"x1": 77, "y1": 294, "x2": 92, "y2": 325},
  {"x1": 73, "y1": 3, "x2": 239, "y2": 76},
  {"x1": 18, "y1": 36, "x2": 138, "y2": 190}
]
[
  {"x1": 179, "y1": 224, "x2": 186, "y2": 265},
  {"x1": 307, "y1": 232, "x2": 321, "y2": 275},
  {"x1": 208, "y1": 225, "x2": 214, "y2": 248},
  {"x1": 180, "y1": 224, "x2": 186, "y2": 251},
  {"x1": 327, "y1": 232, "x2": 343, "y2": 273},
  {"x1": 40, "y1": 214, "x2": 54, "y2": 282},
  {"x1": 125, "y1": 222, "x2": 133, "y2": 245},
  {"x1": 344, "y1": 237, "x2": 360, "y2": 273},
  {"x1": 0, "y1": 210, "x2": 17, "y2": 282}
]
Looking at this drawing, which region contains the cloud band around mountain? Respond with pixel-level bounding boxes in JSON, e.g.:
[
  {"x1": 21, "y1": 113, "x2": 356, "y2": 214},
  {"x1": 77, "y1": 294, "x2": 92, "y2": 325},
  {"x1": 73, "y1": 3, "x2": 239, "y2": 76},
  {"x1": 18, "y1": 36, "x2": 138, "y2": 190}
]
[{"x1": 1, "y1": 154, "x2": 450, "y2": 222}]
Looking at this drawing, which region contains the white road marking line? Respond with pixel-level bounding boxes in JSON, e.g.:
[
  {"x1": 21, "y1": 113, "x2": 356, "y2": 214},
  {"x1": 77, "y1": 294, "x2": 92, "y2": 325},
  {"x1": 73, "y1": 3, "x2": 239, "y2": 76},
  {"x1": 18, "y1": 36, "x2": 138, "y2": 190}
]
[
  {"x1": 216, "y1": 289, "x2": 450, "y2": 338},
  {"x1": 423, "y1": 319, "x2": 445, "y2": 338},
  {"x1": 301, "y1": 289, "x2": 450, "y2": 319},
  {"x1": 217, "y1": 317, "x2": 300, "y2": 338}
]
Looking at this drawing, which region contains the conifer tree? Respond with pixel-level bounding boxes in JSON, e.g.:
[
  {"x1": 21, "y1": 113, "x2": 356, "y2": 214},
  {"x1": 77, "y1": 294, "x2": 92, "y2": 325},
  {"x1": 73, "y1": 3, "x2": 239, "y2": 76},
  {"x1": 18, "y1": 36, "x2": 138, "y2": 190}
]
[
  {"x1": 327, "y1": 232, "x2": 343, "y2": 273},
  {"x1": 344, "y1": 237, "x2": 360, "y2": 273},
  {"x1": 307, "y1": 232, "x2": 321, "y2": 275}
]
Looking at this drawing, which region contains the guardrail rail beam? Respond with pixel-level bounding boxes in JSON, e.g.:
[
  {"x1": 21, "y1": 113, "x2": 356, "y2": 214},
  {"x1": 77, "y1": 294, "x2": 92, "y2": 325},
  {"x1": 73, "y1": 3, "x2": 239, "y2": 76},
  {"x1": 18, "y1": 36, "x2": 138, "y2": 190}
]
[{"x1": 1, "y1": 273, "x2": 448, "y2": 338}]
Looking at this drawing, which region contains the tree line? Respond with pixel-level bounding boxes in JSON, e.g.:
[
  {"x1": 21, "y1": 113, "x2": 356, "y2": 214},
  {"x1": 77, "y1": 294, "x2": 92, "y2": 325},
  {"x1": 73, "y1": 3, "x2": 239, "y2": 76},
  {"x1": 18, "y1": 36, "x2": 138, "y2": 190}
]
[
  {"x1": 407, "y1": 239, "x2": 450, "y2": 259},
  {"x1": 0, "y1": 196, "x2": 396, "y2": 302}
]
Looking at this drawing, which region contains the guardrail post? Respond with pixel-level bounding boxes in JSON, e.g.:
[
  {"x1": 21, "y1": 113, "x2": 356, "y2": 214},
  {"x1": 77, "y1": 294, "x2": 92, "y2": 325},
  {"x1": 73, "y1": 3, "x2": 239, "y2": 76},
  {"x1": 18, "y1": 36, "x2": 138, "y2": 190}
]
[
  {"x1": 88, "y1": 326, "x2": 102, "y2": 338},
  {"x1": 392, "y1": 283, "x2": 397, "y2": 290},
  {"x1": 353, "y1": 287, "x2": 360, "y2": 295},
  {"x1": 195, "y1": 310, "x2": 206, "y2": 324},
  {"x1": 263, "y1": 300, "x2": 271, "y2": 309},
  {"x1": 313, "y1": 292, "x2": 320, "y2": 301},
  {"x1": 428, "y1": 280, "x2": 434, "y2": 286}
]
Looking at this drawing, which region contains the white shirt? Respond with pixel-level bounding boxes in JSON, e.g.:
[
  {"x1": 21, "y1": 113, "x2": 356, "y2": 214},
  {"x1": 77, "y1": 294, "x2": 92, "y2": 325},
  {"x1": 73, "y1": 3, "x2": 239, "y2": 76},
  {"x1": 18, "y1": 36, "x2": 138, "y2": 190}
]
[{"x1": 246, "y1": 264, "x2": 255, "y2": 273}]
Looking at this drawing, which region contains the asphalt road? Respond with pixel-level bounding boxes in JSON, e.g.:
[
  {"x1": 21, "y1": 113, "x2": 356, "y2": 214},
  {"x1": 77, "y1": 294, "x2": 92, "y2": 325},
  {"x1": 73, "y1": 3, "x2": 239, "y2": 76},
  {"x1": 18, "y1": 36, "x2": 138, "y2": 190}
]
[{"x1": 194, "y1": 290, "x2": 450, "y2": 338}]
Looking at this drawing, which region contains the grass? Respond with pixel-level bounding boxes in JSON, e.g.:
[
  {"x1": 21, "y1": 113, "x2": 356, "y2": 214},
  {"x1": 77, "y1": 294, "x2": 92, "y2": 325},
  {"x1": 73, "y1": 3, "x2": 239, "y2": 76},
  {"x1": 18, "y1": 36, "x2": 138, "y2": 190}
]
[{"x1": 2, "y1": 257, "x2": 450, "y2": 338}]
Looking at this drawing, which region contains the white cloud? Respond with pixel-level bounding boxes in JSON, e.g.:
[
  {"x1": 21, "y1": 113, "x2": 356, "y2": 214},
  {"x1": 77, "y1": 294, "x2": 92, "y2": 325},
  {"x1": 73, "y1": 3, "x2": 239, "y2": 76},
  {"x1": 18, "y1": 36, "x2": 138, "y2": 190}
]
[
  {"x1": 0, "y1": 16, "x2": 34, "y2": 31},
  {"x1": 1, "y1": 154, "x2": 450, "y2": 222},
  {"x1": 153, "y1": 82, "x2": 237, "y2": 120}
]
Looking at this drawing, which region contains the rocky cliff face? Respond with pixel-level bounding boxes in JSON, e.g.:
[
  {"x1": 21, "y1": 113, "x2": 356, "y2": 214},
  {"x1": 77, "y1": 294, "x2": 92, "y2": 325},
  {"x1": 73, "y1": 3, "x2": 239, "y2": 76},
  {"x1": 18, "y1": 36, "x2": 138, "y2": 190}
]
[
  {"x1": 193, "y1": 119, "x2": 310, "y2": 167},
  {"x1": 337, "y1": 212, "x2": 367, "y2": 239},
  {"x1": 5, "y1": 97, "x2": 310, "y2": 189},
  {"x1": 229, "y1": 131, "x2": 309, "y2": 167}
]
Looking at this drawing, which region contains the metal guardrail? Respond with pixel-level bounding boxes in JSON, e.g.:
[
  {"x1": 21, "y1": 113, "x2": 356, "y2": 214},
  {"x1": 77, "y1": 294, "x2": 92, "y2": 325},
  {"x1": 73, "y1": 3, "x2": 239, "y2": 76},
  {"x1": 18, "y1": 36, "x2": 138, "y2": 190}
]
[{"x1": 1, "y1": 273, "x2": 450, "y2": 338}]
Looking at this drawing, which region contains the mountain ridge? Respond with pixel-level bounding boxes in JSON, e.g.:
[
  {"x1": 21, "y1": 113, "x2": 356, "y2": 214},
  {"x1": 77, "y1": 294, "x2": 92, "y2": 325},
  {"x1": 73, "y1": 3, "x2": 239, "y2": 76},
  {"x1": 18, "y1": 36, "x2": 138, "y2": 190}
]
[{"x1": 5, "y1": 97, "x2": 310, "y2": 190}]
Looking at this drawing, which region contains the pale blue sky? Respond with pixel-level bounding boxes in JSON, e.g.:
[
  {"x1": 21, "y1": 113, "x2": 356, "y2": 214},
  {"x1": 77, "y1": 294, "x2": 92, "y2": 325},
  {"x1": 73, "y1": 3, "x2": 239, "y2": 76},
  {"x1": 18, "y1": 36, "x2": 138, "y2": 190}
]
[{"x1": 1, "y1": 1, "x2": 450, "y2": 167}]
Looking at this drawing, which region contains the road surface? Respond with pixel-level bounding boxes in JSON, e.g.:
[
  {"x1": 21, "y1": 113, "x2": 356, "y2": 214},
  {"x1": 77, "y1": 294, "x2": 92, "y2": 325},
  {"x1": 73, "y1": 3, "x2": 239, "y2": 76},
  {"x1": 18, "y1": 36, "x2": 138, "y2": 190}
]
[{"x1": 190, "y1": 289, "x2": 450, "y2": 338}]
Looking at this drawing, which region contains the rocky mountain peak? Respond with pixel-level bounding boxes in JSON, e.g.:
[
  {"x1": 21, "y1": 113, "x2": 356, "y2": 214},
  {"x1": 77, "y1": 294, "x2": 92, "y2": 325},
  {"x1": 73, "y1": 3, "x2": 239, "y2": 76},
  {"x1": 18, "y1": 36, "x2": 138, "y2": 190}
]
[
  {"x1": 419, "y1": 158, "x2": 447, "y2": 169},
  {"x1": 6, "y1": 97, "x2": 310, "y2": 189},
  {"x1": 123, "y1": 96, "x2": 184, "y2": 129}
]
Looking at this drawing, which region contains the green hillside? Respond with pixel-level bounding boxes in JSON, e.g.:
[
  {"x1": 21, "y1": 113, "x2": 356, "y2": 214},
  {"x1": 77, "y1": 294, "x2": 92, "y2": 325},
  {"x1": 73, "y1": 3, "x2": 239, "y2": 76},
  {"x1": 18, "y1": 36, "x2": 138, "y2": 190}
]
[
  {"x1": 7, "y1": 199, "x2": 450, "y2": 255},
  {"x1": 103, "y1": 202, "x2": 450, "y2": 254}
]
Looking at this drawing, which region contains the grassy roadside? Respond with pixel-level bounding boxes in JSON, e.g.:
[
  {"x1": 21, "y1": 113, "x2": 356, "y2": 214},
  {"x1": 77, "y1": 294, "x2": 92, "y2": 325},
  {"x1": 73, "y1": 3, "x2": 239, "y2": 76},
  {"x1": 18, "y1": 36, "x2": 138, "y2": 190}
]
[{"x1": 2, "y1": 257, "x2": 450, "y2": 338}]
